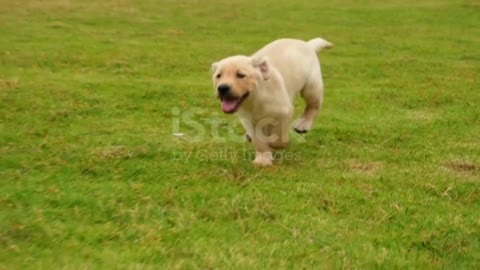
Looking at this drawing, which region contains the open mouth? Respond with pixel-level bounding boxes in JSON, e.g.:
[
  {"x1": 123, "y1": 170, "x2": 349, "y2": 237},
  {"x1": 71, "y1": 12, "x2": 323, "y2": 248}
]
[{"x1": 221, "y1": 93, "x2": 249, "y2": 113}]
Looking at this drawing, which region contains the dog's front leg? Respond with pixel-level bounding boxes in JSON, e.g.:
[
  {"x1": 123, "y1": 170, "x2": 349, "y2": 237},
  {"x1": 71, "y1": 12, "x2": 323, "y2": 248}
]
[
  {"x1": 268, "y1": 114, "x2": 292, "y2": 150},
  {"x1": 251, "y1": 137, "x2": 273, "y2": 167}
]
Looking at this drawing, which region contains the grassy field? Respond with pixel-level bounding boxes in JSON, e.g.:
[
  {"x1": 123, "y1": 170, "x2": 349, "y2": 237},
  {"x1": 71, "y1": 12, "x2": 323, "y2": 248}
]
[{"x1": 1, "y1": 0, "x2": 479, "y2": 268}]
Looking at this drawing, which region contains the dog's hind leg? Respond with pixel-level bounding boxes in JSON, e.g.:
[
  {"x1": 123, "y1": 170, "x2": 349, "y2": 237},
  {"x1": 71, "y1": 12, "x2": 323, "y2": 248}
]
[{"x1": 294, "y1": 75, "x2": 324, "y2": 133}]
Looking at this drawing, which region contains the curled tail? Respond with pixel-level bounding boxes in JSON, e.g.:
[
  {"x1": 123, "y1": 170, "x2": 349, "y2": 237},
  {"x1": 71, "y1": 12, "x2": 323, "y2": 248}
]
[{"x1": 307, "y1": 38, "x2": 334, "y2": 53}]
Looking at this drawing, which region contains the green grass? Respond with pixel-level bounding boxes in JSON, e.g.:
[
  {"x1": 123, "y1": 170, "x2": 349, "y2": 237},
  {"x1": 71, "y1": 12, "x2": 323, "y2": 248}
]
[{"x1": 1, "y1": 0, "x2": 479, "y2": 268}]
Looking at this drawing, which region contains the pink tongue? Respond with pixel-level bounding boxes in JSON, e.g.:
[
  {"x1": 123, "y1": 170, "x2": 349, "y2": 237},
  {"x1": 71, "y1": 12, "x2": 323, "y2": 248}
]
[{"x1": 222, "y1": 99, "x2": 238, "y2": 113}]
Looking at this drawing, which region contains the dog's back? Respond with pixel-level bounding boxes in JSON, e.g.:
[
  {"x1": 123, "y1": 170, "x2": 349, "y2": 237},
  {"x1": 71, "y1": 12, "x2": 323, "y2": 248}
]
[{"x1": 253, "y1": 38, "x2": 332, "y2": 101}]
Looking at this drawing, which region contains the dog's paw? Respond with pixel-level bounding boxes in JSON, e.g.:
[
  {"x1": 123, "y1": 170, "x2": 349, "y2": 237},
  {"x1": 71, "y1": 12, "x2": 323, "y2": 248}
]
[
  {"x1": 294, "y1": 128, "x2": 308, "y2": 134},
  {"x1": 253, "y1": 158, "x2": 273, "y2": 167},
  {"x1": 294, "y1": 118, "x2": 313, "y2": 133},
  {"x1": 253, "y1": 152, "x2": 273, "y2": 167}
]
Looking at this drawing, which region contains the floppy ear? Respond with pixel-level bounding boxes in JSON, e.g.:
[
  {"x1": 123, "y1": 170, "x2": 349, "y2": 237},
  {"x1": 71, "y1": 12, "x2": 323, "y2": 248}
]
[
  {"x1": 251, "y1": 57, "x2": 270, "y2": 80},
  {"x1": 211, "y1": 62, "x2": 219, "y2": 74}
]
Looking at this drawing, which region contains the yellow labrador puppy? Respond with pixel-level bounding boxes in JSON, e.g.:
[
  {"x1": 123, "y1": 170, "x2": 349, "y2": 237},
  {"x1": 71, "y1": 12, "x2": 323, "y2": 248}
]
[{"x1": 211, "y1": 38, "x2": 333, "y2": 166}]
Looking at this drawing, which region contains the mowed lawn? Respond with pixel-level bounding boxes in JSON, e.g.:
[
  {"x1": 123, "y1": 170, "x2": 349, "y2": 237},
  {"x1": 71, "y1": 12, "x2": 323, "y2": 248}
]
[{"x1": 1, "y1": 0, "x2": 479, "y2": 268}]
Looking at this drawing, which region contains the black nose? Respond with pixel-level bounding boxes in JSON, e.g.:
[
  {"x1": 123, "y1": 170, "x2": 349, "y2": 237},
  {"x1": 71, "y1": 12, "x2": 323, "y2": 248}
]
[{"x1": 217, "y1": 84, "x2": 230, "y2": 95}]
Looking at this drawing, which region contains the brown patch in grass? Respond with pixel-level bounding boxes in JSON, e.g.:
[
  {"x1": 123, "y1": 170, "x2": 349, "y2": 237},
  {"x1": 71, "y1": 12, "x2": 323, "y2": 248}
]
[
  {"x1": 348, "y1": 160, "x2": 383, "y2": 176},
  {"x1": 444, "y1": 160, "x2": 478, "y2": 174},
  {"x1": 0, "y1": 78, "x2": 20, "y2": 89},
  {"x1": 94, "y1": 145, "x2": 150, "y2": 160}
]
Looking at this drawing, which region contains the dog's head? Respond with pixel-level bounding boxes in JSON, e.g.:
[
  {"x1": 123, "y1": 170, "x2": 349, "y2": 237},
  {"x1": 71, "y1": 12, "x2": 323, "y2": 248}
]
[{"x1": 211, "y1": 56, "x2": 270, "y2": 114}]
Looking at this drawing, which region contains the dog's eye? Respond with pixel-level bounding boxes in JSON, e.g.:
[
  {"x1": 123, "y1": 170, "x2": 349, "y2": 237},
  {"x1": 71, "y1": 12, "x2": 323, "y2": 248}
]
[
  {"x1": 236, "y1": 73, "x2": 246, "y2": 79},
  {"x1": 216, "y1": 73, "x2": 222, "y2": 79}
]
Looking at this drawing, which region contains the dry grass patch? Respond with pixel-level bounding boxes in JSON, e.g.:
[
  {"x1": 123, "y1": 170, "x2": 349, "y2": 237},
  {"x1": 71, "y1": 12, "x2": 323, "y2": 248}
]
[{"x1": 347, "y1": 160, "x2": 383, "y2": 176}]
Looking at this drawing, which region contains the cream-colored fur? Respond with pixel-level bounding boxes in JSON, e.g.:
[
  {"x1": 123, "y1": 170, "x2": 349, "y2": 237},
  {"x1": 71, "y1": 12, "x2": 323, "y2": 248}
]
[{"x1": 212, "y1": 38, "x2": 333, "y2": 166}]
